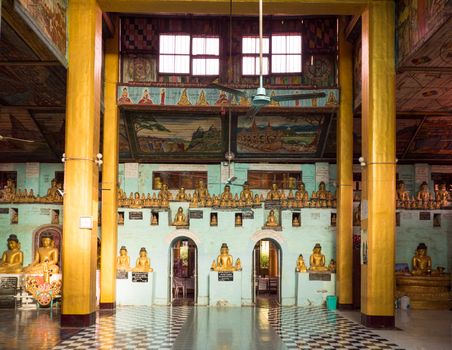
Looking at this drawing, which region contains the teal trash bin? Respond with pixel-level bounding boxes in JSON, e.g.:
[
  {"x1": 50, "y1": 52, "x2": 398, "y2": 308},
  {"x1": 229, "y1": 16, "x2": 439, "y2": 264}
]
[{"x1": 326, "y1": 295, "x2": 337, "y2": 310}]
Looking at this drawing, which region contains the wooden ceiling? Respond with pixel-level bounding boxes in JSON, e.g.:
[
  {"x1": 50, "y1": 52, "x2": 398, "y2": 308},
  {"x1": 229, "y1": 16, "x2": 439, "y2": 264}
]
[{"x1": 0, "y1": 7, "x2": 451, "y2": 164}]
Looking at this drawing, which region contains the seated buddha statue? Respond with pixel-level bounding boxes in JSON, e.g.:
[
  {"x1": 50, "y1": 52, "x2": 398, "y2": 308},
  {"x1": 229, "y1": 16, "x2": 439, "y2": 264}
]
[
  {"x1": 194, "y1": 180, "x2": 209, "y2": 201},
  {"x1": 292, "y1": 215, "x2": 301, "y2": 227},
  {"x1": 158, "y1": 183, "x2": 173, "y2": 201},
  {"x1": 24, "y1": 232, "x2": 59, "y2": 274},
  {"x1": 296, "y1": 254, "x2": 307, "y2": 272},
  {"x1": 328, "y1": 259, "x2": 336, "y2": 273},
  {"x1": 435, "y1": 183, "x2": 450, "y2": 206},
  {"x1": 130, "y1": 192, "x2": 143, "y2": 208},
  {"x1": 175, "y1": 187, "x2": 187, "y2": 201},
  {"x1": 132, "y1": 247, "x2": 153, "y2": 272},
  {"x1": 220, "y1": 185, "x2": 233, "y2": 201},
  {"x1": 316, "y1": 181, "x2": 330, "y2": 200},
  {"x1": 0, "y1": 234, "x2": 24, "y2": 274},
  {"x1": 151, "y1": 213, "x2": 159, "y2": 225},
  {"x1": 266, "y1": 183, "x2": 282, "y2": 201},
  {"x1": 214, "y1": 243, "x2": 235, "y2": 271},
  {"x1": 210, "y1": 213, "x2": 218, "y2": 226},
  {"x1": 46, "y1": 179, "x2": 62, "y2": 202},
  {"x1": 309, "y1": 243, "x2": 328, "y2": 272},
  {"x1": 265, "y1": 209, "x2": 279, "y2": 227},
  {"x1": 117, "y1": 246, "x2": 131, "y2": 271},
  {"x1": 235, "y1": 258, "x2": 242, "y2": 271},
  {"x1": 411, "y1": 243, "x2": 432, "y2": 276},
  {"x1": 295, "y1": 182, "x2": 309, "y2": 201},
  {"x1": 240, "y1": 182, "x2": 254, "y2": 202},
  {"x1": 172, "y1": 206, "x2": 187, "y2": 226},
  {"x1": 416, "y1": 182, "x2": 431, "y2": 203},
  {"x1": 396, "y1": 180, "x2": 410, "y2": 201}
]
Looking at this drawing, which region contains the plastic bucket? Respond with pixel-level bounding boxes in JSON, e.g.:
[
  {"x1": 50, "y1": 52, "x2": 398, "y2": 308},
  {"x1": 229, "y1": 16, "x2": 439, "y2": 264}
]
[{"x1": 326, "y1": 295, "x2": 337, "y2": 310}]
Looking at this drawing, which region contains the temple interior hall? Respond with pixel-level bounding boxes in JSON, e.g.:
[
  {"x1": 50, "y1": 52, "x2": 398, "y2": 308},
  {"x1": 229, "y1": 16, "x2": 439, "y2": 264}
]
[{"x1": 0, "y1": 0, "x2": 451, "y2": 349}]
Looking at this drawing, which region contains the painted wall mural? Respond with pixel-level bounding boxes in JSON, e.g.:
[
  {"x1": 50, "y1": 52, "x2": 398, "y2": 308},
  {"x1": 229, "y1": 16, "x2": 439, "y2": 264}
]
[
  {"x1": 117, "y1": 86, "x2": 339, "y2": 109},
  {"x1": 236, "y1": 114, "x2": 327, "y2": 157},
  {"x1": 127, "y1": 113, "x2": 225, "y2": 159},
  {"x1": 15, "y1": 0, "x2": 67, "y2": 60},
  {"x1": 408, "y1": 116, "x2": 452, "y2": 156}
]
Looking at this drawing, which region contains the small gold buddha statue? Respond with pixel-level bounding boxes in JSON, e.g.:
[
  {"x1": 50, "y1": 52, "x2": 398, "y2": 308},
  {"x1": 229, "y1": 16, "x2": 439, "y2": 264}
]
[
  {"x1": 266, "y1": 183, "x2": 282, "y2": 201},
  {"x1": 220, "y1": 185, "x2": 233, "y2": 201},
  {"x1": 151, "y1": 213, "x2": 159, "y2": 225},
  {"x1": 210, "y1": 213, "x2": 218, "y2": 226},
  {"x1": 24, "y1": 232, "x2": 59, "y2": 274},
  {"x1": 132, "y1": 247, "x2": 153, "y2": 272},
  {"x1": 396, "y1": 180, "x2": 410, "y2": 202},
  {"x1": 296, "y1": 254, "x2": 307, "y2": 272},
  {"x1": 292, "y1": 215, "x2": 301, "y2": 227},
  {"x1": 0, "y1": 234, "x2": 24, "y2": 274},
  {"x1": 131, "y1": 192, "x2": 143, "y2": 208},
  {"x1": 235, "y1": 258, "x2": 242, "y2": 271},
  {"x1": 158, "y1": 183, "x2": 173, "y2": 201},
  {"x1": 175, "y1": 187, "x2": 187, "y2": 201},
  {"x1": 214, "y1": 243, "x2": 235, "y2": 271},
  {"x1": 417, "y1": 182, "x2": 431, "y2": 203},
  {"x1": 172, "y1": 206, "x2": 187, "y2": 226},
  {"x1": 265, "y1": 209, "x2": 278, "y2": 227},
  {"x1": 316, "y1": 181, "x2": 330, "y2": 201},
  {"x1": 435, "y1": 183, "x2": 450, "y2": 207},
  {"x1": 212, "y1": 195, "x2": 220, "y2": 207},
  {"x1": 287, "y1": 189, "x2": 294, "y2": 200},
  {"x1": 118, "y1": 212, "x2": 125, "y2": 224},
  {"x1": 195, "y1": 180, "x2": 209, "y2": 201},
  {"x1": 190, "y1": 193, "x2": 199, "y2": 208},
  {"x1": 411, "y1": 243, "x2": 432, "y2": 276},
  {"x1": 240, "y1": 182, "x2": 254, "y2": 202},
  {"x1": 45, "y1": 179, "x2": 61, "y2": 202},
  {"x1": 309, "y1": 243, "x2": 328, "y2": 272},
  {"x1": 235, "y1": 213, "x2": 242, "y2": 226},
  {"x1": 117, "y1": 246, "x2": 131, "y2": 271},
  {"x1": 205, "y1": 195, "x2": 213, "y2": 207},
  {"x1": 328, "y1": 259, "x2": 336, "y2": 273},
  {"x1": 211, "y1": 260, "x2": 217, "y2": 270},
  {"x1": 144, "y1": 193, "x2": 152, "y2": 207},
  {"x1": 253, "y1": 194, "x2": 261, "y2": 205}
]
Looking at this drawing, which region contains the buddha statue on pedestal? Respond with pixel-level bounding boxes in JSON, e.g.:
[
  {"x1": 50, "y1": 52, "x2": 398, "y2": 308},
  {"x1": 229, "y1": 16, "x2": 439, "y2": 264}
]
[
  {"x1": 195, "y1": 180, "x2": 209, "y2": 201},
  {"x1": 235, "y1": 258, "x2": 242, "y2": 271},
  {"x1": 132, "y1": 247, "x2": 153, "y2": 272},
  {"x1": 130, "y1": 192, "x2": 143, "y2": 208},
  {"x1": 309, "y1": 243, "x2": 328, "y2": 272},
  {"x1": 24, "y1": 232, "x2": 59, "y2": 274},
  {"x1": 411, "y1": 243, "x2": 432, "y2": 276},
  {"x1": 295, "y1": 182, "x2": 309, "y2": 201},
  {"x1": 158, "y1": 183, "x2": 173, "y2": 201},
  {"x1": 240, "y1": 182, "x2": 253, "y2": 202},
  {"x1": 316, "y1": 181, "x2": 330, "y2": 201},
  {"x1": 266, "y1": 183, "x2": 282, "y2": 201},
  {"x1": 213, "y1": 243, "x2": 236, "y2": 271},
  {"x1": 265, "y1": 209, "x2": 279, "y2": 227},
  {"x1": 296, "y1": 254, "x2": 307, "y2": 272},
  {"x1": 175, "y1": 187, "x2": 187, "y2": 201},
  {"x1": 417, "y1": 182, "x2": 431, "y2": 203},
  {"x1": 220, "y1": 185, "x2": 233, "y2": 201},
  {"x1": 172, "y1": 206, "x2": 187, "y2": 226},
  {"x1": 0, "y1": 234, "x2": 23, "y2": 274},
  {"x1": 117, "y1": 246, "x2": 131, "y2": 271}
]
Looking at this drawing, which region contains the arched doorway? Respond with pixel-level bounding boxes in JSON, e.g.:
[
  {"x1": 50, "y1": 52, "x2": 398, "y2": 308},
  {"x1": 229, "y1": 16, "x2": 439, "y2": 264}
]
[
  {"x1": 169, "y1": 237, "x2": 197, "y2": 305},
  {"x1": 253, "y1": 239, "x2": 282, "y2": 306}
]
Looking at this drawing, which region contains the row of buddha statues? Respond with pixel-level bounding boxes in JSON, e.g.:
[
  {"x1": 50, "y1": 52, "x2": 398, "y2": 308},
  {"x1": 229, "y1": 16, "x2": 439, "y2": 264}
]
[
  {"x1": 116, "y1": 246, "x2": 153, "y2": 272},
  {"x1": 118, "y1": 181, "x2": 337, "y2": 209},
  {"x1": 396, "y1": 181, "x2": 450, "y2": 209},
  {"x1": 296, "y1": 243, "x2": 336, "y2": 273},
  {"x1": 0, "y1": 233, "x2": 59, "y2": 274},
  {"x1": 0, "y1": 179, "x2": 63, "y2": 204}
]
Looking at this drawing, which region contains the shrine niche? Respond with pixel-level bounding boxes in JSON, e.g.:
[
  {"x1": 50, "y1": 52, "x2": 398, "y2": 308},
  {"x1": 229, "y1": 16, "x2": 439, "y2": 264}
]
[{"x1": 32, "y1": 225, "x2": 62, "y2": 269}]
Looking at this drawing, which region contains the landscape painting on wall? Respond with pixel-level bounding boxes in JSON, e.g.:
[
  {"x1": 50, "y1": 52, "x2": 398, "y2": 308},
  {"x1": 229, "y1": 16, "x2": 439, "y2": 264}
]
[
  {"x1": 127, "y1": 113, "x2": 225, "y2": 161},
  {"x1": 236, "y1": 114, "x2": 328, "y2": 158}
]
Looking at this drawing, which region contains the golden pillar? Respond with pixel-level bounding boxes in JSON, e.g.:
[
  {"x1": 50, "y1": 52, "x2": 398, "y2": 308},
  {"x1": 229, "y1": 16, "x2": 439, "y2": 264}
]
[
  {"x1": 336, "y1": 17, "x2": 354, "y2": 309},
  {"x1": 360, "y1": 0, "x2": 396, "y2": 328},
  {"x1": 100, "y1": 17, "x2": 120, "y2": 309},
  {"x1": 61, "y1": 0, "x2": 102, "y2": 327}
]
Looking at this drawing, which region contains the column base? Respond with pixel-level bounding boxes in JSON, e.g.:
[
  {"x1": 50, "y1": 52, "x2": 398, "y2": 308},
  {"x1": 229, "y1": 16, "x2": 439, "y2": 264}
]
[
  {"x1": 338, "y1": 303, "x2": 354, "y2": 310},
  {"x1": 99, "y1": 302, "x2": 116, "y2": 310},
  {"x1": 360, "y1": 313, "x2": 395, "y2": 329},
  {"x1": 61, "y1": 312, "x2": 96, "y2": 327}
]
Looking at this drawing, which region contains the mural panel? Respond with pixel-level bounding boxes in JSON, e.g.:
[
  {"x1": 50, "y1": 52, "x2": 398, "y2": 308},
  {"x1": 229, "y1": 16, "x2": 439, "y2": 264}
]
[
  {"x1": 396, "y1": 118, "x2": 422, "y2": 155},
  {"x1": 408, "y1": 116, "x2": 452, "y2": 156},
  {"x1": 15, "y1": 0, "x2": 67, "y2": 59},
  {"x1": 126, "y1": 112, "x2": 225, "y2": 161},
  {"x1": 235, "y1": 114, "x2": 328, "y2": 158}
]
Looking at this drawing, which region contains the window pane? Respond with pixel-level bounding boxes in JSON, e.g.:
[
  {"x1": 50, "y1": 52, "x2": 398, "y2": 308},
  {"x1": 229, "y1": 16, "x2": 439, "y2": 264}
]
[
  {"x1": 242, "y1": 37, "x2": 269, "y2": 54},
  {"x1": 272, "y1": 35, "x2": 286, "y2": 54},
  {"x1": 160, "y1": 35, "x2": 175, "y2": 54},
  {"x1": 287, "y1": 35, "x2": 302, "y2": 53},
  {"x1": 205, "y1": 58, "x2": 219, "y2": 75},
  {"x1": 159, "y1": 54, "x2": 175, "y2": 73},
  {"x1": 257, "y1": 57, "x2": 269, "y2": 75},
  {"x1": 205, "y1": 38, "x2": 219, "y2": 55},
  {"x1": 175, "y1": 35, "x2": 190, "y2": 54},
  {"x1": 175, "y1": 55, "x2": 190, "y2": 73},
  {"x1": 286, "y1": 54, "x2": 301, "y2": 72},
  {"x1": 192, "y1": 37, "x2": 205, "y2": 55},
  {"x1": 193, "y1": 58, "x2": 219, "y2": 75},
  {"x1": 192, "y1": 58, "x2": 205, "y2": 75},
  {"x1": 271, "y1": 55, "x2": 285, "y2": 73},
  {"x1": 242, "y1": 56, "x2": 255, "y2": 74}
]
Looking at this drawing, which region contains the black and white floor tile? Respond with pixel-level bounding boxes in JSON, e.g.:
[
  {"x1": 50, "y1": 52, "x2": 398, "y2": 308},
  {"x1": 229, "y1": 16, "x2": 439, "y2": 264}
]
[
  {"x1": 268, "y1": 306, "x2": 405, "y2": 350},
  {"x1": 53, "y1": 306, "x2": 192, "y2": 350}
]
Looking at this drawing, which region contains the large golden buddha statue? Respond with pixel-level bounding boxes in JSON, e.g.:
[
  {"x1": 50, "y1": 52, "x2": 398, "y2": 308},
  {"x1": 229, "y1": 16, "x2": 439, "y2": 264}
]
[
  {"x1": 0, "y1": 234, "x2": 24, "y2": 274},
  {"x1": 212, "y1": 243, "x2": 238, "y2": 271},
  {"x1": 295, "y1": 182, "x2": 309, "y2": 201},
  {"x1": 220, "y1": 185, "x2": 233, "y2": 201},
  {"x1": 240, "y1": 182, "x2": 254, "y2": 202},
  {"x1": 194, "y1": 180, "x2": 209, "y2": 200},
  {"x1": 315, "y1": 181, "x2": 330, "y2": 200},
  {"x1": 24, "y1": 232, "x2": 59, "y2": 274},
  {"x1": 309, "y1": 243, "x2": 328, "y2": 272},
  {"x1": 172, "y1": 206, "x2": 187, "y2": 226},
  {"x1": 266, "y1": 183, "x2": 282, "y2": 201},
  {"x1": 117, "y1": 246, "x2": 131, "y2": 271},
  {"x1": 132, "y1": 247, "x2": 153, "y2": 272},
  {"x1": 411, "y1": 243, "x2": 432, "y2": 276},
  {"x1": 158, "y1": 183, "x2": 173, "y2": 201}
]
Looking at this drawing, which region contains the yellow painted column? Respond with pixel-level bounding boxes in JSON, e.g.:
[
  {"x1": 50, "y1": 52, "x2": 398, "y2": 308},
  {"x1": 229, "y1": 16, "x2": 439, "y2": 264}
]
[
  {"x1": 61, "y1": 0, "x2": 102, "y2": 327},
  {"x1": 360, "y1": 0, "x2": 396, "y2": 328},
  {"x1": 336, "y1": 17, "x2": 354, "y2": 309},
  {"x1": 100, "y1": 17, "x2": 120, "y2": 309}
]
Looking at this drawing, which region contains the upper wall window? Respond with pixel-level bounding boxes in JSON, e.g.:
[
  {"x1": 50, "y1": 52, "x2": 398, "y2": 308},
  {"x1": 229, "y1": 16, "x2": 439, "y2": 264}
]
[
  {"x1": 242, "y1": 36, "x2": 269, "y2": 75},
  {"x1": 159, "y1": 34, "x2": 220, "y2": 75},
  {"x1": 271, "y1": 34, "x2": 302, "y2": 73}
]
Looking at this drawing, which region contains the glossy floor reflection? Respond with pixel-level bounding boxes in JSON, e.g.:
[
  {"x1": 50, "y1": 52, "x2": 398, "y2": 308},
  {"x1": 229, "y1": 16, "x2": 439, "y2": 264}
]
[{"x1": 0, "y1": 306, "x2": 450, "y2": 349}]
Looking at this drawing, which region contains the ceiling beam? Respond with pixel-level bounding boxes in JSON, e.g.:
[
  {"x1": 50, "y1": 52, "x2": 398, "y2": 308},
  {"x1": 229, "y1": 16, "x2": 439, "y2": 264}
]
[
  {"x1": 97, "y1": 0, "x2": 367, "y2": 16},
  {"x1": 345, "y1": 14, "x2": 360, "y2": 40},
  {"x1": 401, "y1": 116, "x2": 427, "y2": 159}
]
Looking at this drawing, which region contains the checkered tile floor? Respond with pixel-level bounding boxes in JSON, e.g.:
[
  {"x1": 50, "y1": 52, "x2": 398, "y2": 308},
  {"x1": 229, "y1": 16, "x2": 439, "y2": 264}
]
[
  {"x1": 53, "y1": 306, "x2": 192, "y2": 350},
  {"x1": 268, "y1": 307, "x2": 404, "y2": 350}
]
